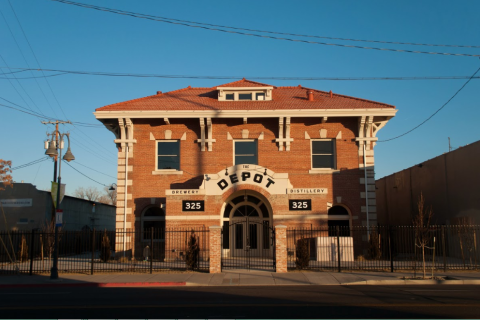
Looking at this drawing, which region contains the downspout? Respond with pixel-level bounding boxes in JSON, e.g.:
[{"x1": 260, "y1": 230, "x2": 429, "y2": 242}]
[
  {"x1": 363, "y1": 143, "x2": 369, "y2": 235},
  {"x1": 124, "y1": 143, "x2": 128, "y2": 258}
]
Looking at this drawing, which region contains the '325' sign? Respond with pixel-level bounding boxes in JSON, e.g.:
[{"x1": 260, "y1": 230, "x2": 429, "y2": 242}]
[{"x1": 288, "y1": 199, "x2": 312, "y2": 211}]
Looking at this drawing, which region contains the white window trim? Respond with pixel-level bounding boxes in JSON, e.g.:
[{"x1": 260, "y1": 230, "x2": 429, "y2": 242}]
[
  {"x1": 218, "y1": 89, "x2": 272, "y2": 101},
  {"x1": 153, "y1": 140, "x2": 183, "y2": 175},
  {"x1": 233, "y1": 139, "x2": 258, "y2": 166},
  {"x1": 310, "y1": 139, "x2": 337, "y2": 171}
]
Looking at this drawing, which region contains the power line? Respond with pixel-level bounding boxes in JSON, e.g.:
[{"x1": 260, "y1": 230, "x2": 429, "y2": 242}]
[
  {"x1": 0, "y1": 73, "x2": 66, "y2": 79},
  {"x1": 7, "y1": 0, "x2": 67, "y2": 120},
  {"x1": 64, "y1": 161, "x2": 109, "y2": 187},
  {"x1": 379, "y1": 65, "x2": 480, "y2": 142},
  {"x1": 1, "y1": 8, "x2": 59, "y2": 118},
  {"x1": 74, "y1": 161, "x2": 117, "y2": 179},
  {"x1": 0, "y1": 102, "x2": 57, "y2": 120},
  {"x1": 1, "y1": 67, "x2": 480, "y2": 81},
  {"x1": 11, "y1": 156, "x2": 50, "y2": 170},
  {"x1": 51, "y1": 0, "x2": 480, "y2": 58}
]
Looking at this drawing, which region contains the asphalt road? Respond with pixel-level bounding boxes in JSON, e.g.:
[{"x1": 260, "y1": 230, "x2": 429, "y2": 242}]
[{"x1": 0, "y1": 285, "x2": 479, "y2": 319}]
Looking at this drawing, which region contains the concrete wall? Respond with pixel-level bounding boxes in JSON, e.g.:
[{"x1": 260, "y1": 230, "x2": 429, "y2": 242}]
[
  {"x1": 376, "y1": 140, "x2": 480, "y2": 225},
  {"x1": 0, "y1": 183, "x2": 116, "y2": 231}
]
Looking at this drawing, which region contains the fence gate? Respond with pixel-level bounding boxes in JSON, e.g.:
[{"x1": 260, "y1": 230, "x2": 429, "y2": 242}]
[{"x1": 221, "y1": 219, "x2": 275, "y2": 271}]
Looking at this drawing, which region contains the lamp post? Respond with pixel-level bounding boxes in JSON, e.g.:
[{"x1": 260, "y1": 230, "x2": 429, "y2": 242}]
[{"x1": 45, "y1": 131, "x2": 75, "y2": 280}]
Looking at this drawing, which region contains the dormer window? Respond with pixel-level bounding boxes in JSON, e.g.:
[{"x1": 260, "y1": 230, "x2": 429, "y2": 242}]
[
  {"x1": 217, "y1": 86, "x2": 273, "y2": 101},
  {"x1": 238, "y1": 93, "x2": 252, "y2": 100}
]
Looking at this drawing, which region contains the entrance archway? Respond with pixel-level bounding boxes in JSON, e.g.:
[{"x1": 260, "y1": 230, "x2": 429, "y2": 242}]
[{"x1": 221, "y1": 190, "x2": 275, "y2": 271}]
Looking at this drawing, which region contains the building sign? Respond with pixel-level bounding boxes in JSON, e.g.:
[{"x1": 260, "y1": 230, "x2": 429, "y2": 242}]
[
  {"x1": 287, "y1": 188, "x2": 328, "y2": 194},
  {"x1": 182, "y1": 200, "x2": 204, "y2": 212},
  {"x1": 217, "y1": 171, "x2": 275, "y2": 191},
  {"x1": 0, "y1": 199, "x2": 32, "y2": 207},
  {"x1": 166, "y1": 189, "x2": 206, "y2": 195},
  {"x1": 289, "y1": 199, "x2": 312, "y2": 211},
  {"x1": 201, "y1": 165, "x2": 292, "y2": 195}
]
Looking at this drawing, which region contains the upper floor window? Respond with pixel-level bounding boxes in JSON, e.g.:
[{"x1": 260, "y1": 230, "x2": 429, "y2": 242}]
[
  {"x1": 226, "y1": 93, "x2": 234, "y2": 100},
  {"x1": 311, "y1": 140, "x2": 335, "y2": 169},
  {"x1": 238, "y1": 93, "x2": 252, "y2": 100},
  {"x1": 256, "y1": 93, "x2": 265, "y2": 100},
  {"x1": 157, "y1": 140, "x2": 180, "y2": 170},
  {"x1": 234, "y1": 140, "x2": 257, "y2": 165}
]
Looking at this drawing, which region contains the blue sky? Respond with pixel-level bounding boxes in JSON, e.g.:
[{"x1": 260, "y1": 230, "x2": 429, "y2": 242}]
[{"x1": 1, "y1": 0, "x2": 479, "y2": 196}]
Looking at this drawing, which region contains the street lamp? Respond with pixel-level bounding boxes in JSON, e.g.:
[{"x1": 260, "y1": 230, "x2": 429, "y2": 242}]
[
  {"x1": 45, "y1": 131, "x2": 74, "y2": 280},
  {"x1": 109, "y1": 183, "x2": 117, "y2": 191}
]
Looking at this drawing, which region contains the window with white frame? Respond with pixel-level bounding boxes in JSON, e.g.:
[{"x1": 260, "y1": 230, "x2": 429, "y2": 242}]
[
  {"x1": 157, "y1": 140, "x2": 180, "y2": 170},
  {"x1": 311, "y1": 140, "x2": 336, "y2": 169},
  {"x1": 234, "y1": 140, "x2": 258, "y2": 165}
]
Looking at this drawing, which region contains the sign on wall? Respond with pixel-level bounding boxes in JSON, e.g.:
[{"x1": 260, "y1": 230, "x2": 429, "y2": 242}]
[
  {"x1": 289, "y1": 199, "x2": 312, "y2": 211},
  {"x1": 182, "y1": 200, "x2": 205, "y2": 212},
  {"x1": 0, "y1": 199, "x2": 32, "y2": 207},
  {"x1": 287, "y1": 188, "x2": 328, "y2": 194}
]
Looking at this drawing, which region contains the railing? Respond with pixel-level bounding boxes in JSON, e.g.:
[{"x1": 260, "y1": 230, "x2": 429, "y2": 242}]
[
  {"x1": 287, "y1": 225, "x2": 479, "y2": 272},
  {"x1": 0, "y1": 228, "x2": 209, "y2": 274}
]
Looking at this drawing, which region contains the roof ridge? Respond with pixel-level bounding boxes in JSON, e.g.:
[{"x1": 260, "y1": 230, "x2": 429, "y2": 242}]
[{"x1": 216, "y1": 78, "x2": 275, "y2": 88}]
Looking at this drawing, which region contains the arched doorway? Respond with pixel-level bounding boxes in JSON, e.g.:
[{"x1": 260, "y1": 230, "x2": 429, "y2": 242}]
[
  {"x1": 327, "y1": 205, "x2": 351, "y2": 236},
  {"x1": 221, "y1": 191, "x2": 275, "y2": 271}
]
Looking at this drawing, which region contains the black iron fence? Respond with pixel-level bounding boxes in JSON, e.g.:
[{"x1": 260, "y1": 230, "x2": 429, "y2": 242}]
[
  {"x1": 0, "y1": 228, "x2": 209, "y2": 274},
  {"x1": 287, "y1": 225, "x2": 479, "y2": 272}
]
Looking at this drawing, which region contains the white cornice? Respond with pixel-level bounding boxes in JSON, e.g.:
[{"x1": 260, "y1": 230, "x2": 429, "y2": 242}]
[
  {"x1": 94, "y1": 108, "x2": 397, "y2": 120},
  {"x1": 217, "y1": 86, "x2": 274, "y2": 91}
]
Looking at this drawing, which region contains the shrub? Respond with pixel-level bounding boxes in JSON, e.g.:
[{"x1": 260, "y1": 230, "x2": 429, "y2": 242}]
[
  {"x1": 17, "y1": 235, "x2": 29, "y2": 262},
  {"x1": 185, "y1": 230, "x2": 199, "y2": 270},
  {"x1": 100, "y1": 230, "x2": 111, "y2": 262},
  {"x1": 295, "y1": 238, "x2": 309, "y2": 270},
  {"x1": 368, "y1": 230, "x2": 381, "y2": 260}
]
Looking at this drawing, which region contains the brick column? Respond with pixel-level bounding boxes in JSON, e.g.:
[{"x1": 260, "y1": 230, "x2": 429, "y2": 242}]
[
  {"x1": 209, "y1": 226, "x2": 222, "y2": 273},
  {"x1": 275, "y1": 225, "x2": 287, "y2": 273}
]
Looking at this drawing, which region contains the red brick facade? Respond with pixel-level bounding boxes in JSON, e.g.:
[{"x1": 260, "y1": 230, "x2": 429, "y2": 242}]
[{"x1": 95, "y1": 79, "x2": 396, "y2": 260}]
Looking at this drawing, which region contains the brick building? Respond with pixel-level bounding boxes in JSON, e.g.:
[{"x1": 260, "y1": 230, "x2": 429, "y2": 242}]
[{"x1": 94, "y1": 79, "x2": 396, "y2": 258}]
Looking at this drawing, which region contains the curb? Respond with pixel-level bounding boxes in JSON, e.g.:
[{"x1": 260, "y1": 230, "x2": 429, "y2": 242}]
[
  {"x1": 343, "y1": 279, "x2": 480, "y2": 285},
  {"x1": 0, "y1": 282, "x2": 186, "y2": 289}
]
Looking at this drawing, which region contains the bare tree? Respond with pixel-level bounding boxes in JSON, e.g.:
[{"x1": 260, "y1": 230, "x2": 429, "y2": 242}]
[
  {"x1": 74, "y1": 186, "x2": 101, "y2": 201},
  {"x1": 413, "y1": 192, "x2": 434, "y2": 279},
  {"x1": 453, "y1": 217, "x2": 476, "y2": 269},
  {"x1": 96, "y1": 187, "x2": 117, "y2": 205}
]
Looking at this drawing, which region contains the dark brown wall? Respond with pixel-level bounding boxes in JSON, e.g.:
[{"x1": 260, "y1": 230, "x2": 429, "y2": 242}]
[{"x1": 376, "y1": 140, "x2": 480, "y2": 225}]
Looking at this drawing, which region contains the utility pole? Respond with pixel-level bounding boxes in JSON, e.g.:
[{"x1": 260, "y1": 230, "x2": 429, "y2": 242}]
[
  {"x1": 43, "y1": 121, "x2": 71, "y2": 181},
  {"x1": 448, "y1": 137, "x2": 452, "y2": 152},
  {"x1": 42, "y1": 121, "x2": 71, "y2": 223}
]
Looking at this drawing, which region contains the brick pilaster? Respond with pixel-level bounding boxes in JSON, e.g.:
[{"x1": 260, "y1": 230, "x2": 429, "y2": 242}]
[
  {"x1": 209, "y1": 226, "x2": 222, "y2": 273},
  {"x1": 275, "y1": 225, "x2": 287, "y2": 273}
]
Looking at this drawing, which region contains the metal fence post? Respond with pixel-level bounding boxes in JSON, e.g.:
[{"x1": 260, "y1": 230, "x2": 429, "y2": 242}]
[
  {"x1": 150, "y1": 227, "x2": 153, "y2": 274},
  {"x1": 91, "y1": 229, "x2": 95, "y2": 275},
  {"x1": 336, "y1": 226, "x2": 341, "y2": 272},
  {"x1": 29, "y1": 229, "x2": 35, "y2": 276},
  {"x1": 389, "y1": 226, "x2": 394, "y2": 272},
  {"x1": 442, "y1": 225, "x2": 446, "y2": 272}
]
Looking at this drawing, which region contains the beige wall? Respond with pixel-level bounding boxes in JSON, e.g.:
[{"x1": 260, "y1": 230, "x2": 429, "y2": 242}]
[{"x1": 376, "y1": 140, "x2": 480, "y2": 225}]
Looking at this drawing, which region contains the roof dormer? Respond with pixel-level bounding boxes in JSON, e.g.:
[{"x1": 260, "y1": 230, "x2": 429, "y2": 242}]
[{"x1": 217, "y1": 86, "x2": 274, "y2": 101}]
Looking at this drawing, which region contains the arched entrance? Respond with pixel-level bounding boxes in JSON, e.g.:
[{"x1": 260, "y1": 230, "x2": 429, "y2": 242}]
[{"x1": 221, "y1": 190, "x2": 275, "y2": 271}]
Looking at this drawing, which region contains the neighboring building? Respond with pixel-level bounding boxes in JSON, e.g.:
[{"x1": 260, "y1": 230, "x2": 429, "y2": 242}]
[
  {"x1": 0, "y1": 183, "x2": 116, "y2": 231},
  {"x1": 376, "y1": 140, "x2": 480, "y2": 225},
  {"x1": 94, "y1": 79, "x2": 396, "y2": 257}
]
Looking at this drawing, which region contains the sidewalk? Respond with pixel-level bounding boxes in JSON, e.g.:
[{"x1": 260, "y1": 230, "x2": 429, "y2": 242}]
[{"x1": 1, "y1": 270, "x2": 480, "y2": 288}]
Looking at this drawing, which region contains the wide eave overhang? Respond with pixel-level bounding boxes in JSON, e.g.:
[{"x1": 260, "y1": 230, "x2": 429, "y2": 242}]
[{"x1": 94, "y1": 108, "x2": 397, "y2": 120}]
